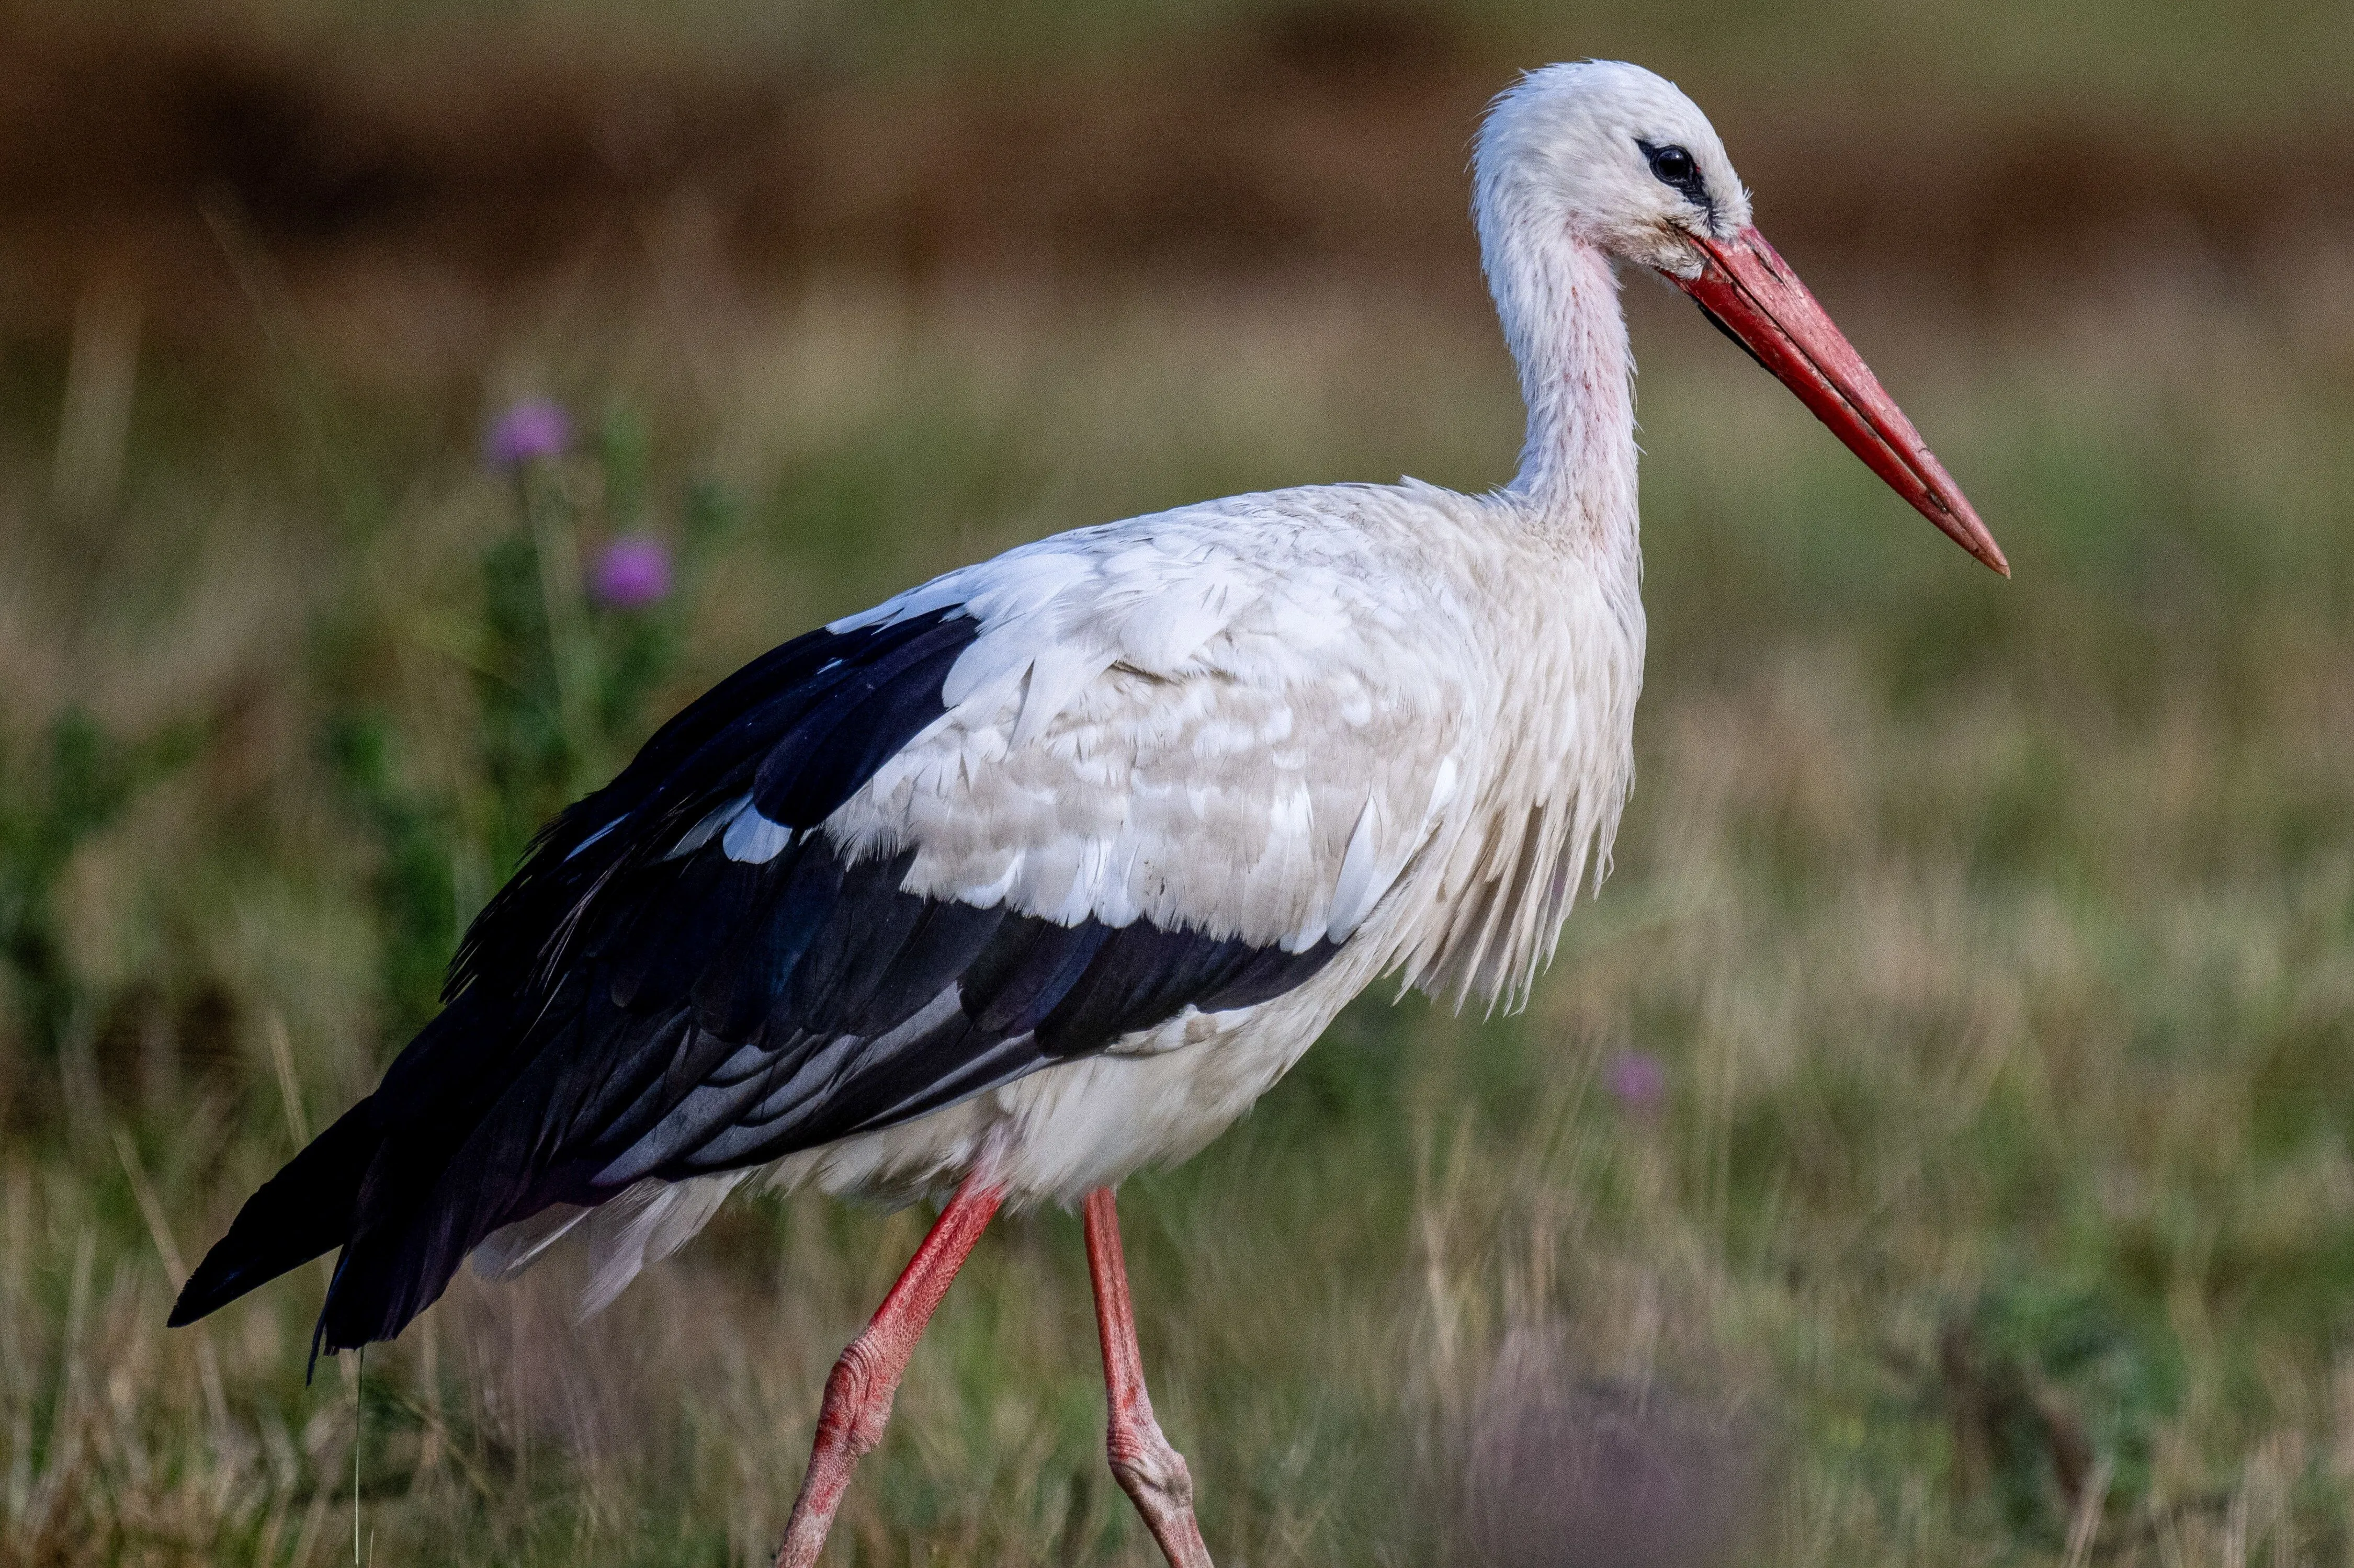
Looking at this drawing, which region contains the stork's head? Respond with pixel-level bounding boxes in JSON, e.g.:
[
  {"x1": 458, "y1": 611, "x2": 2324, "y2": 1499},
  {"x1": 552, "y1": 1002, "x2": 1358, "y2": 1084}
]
[
  {"x1": 1477, "y1": 62, "x2": 2008, "y2": 576},
  {"x1": 1477, "y1": 60, "x2": 1750, "y2": 276}
]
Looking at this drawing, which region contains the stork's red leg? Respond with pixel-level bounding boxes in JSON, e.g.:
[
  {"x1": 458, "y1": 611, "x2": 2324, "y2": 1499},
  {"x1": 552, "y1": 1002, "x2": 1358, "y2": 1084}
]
[
  {"x1": 773, "y1": 1173, "x2": 1004, "y2": 1568},
  {"x1": 1083, "y1": 1187, "x2": 1214, "y2": 1568}
]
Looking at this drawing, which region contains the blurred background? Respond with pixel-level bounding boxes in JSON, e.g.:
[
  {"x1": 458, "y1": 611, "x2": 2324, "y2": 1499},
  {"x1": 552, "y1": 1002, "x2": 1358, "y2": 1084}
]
[{"x1": 1, "y1": 1, "x2": 2350, "y2": 1563}]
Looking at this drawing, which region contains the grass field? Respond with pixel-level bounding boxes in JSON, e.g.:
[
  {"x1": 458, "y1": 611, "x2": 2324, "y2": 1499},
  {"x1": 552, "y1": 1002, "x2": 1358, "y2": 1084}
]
[{"x1": 3, "y1": 5, "x2": 2353, "y2": 1565}]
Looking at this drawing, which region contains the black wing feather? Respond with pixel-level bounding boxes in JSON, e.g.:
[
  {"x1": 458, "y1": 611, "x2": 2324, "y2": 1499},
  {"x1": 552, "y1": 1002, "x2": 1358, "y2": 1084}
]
[{"x1": 172, "y1": 603, "x2": 1347, "y2": 1356}]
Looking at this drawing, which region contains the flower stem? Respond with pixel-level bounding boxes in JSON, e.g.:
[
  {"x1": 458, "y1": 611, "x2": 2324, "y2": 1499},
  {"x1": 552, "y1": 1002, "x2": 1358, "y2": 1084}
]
[{"x1": 523, "y1": 475, "x2": 596, "y2": 788}]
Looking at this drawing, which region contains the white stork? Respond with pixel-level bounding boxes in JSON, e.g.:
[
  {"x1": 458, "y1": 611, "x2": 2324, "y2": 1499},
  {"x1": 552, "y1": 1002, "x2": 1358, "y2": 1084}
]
[{"x1": 171, "y1": 61, "x2": 2005, "y2": 1567}]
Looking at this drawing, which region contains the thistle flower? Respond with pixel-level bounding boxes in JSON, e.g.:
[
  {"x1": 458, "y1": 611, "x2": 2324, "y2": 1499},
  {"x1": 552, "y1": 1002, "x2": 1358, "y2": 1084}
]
[
  {"x1": 592, "y1": 536, "x2": 672, "y2": 608},
  {"x1": 1607, "y1": 1050, "x2": 1667, "y2": 1115},
  {"x1": 484, "y1": 400, "x2": 571, "y2": 469}
]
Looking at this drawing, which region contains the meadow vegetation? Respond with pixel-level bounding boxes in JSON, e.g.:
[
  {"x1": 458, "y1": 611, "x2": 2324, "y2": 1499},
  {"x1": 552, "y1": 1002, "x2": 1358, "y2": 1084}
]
[{"x1": 1, "y1": 3, "x2": 2351, "y2": 1565}]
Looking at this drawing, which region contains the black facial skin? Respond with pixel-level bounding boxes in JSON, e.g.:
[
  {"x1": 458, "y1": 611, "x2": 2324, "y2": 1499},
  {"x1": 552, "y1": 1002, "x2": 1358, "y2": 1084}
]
[
  {"x1": 1635, "y1": 139, "x2": 1755, "y2": 371},
  {"x1": 1635, "y1": 138, "x2": 1712, "y2": 211}
]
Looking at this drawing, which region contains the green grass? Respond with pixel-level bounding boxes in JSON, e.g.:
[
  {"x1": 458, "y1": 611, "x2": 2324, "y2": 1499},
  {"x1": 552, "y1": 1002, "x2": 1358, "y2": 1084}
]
[{"x1": 2, "y1": 237, "x2": 2352, "y2": 1565}]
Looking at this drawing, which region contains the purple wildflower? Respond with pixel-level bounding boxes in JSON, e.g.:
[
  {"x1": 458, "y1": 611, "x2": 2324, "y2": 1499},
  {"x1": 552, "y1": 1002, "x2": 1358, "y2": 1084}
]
[
  {"x1": 592, "y1": 536, "x2": 672, "y2": 608},
  {"x1": 484, "y1": 400, "x2": 571, "y2": 469},
  {"x1": 1606, "y1": 1050, "x2": 1667, "y2": 1115}
]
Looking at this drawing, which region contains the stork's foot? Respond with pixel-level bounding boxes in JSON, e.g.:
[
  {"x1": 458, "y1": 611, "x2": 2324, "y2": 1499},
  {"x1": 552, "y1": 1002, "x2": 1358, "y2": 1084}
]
[
  {"x1": 772, "y1": 1338, "x2": 897, "y2": 1568},
  {"x1": 1107, "y1": 1389, "x2": 1213, "y2": 1568},
  {"x1": 773, "y1": 1174, "x2": 1003, "y2": 1568},
  {"x1": 1084, "y1": 1188, "x2": 1215, "y2": 1568}
]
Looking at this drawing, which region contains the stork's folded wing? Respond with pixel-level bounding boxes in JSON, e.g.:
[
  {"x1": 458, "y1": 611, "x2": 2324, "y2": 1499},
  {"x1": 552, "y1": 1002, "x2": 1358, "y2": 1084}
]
[{"x1": 184, "y1": 495, "x2": 1473, "y2": 1354}]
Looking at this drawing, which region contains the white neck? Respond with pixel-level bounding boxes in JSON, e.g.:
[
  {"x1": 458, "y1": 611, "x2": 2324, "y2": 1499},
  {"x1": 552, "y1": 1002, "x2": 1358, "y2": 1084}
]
[{"x1": 1478, "y1": 205, "x2": 1639, "y2": 563}]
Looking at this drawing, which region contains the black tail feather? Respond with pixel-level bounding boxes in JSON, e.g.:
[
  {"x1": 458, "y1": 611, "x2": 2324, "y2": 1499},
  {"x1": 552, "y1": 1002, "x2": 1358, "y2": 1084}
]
[
  {"x1": 168, "y1": 993, "x2": 568, "y2": 1361},
  {"x1": 313, "y1": 1162, "x2": 527, "y2": 1356},
  {"x1": 167, "y1": 1101, "x2": 382, "y2": 1327}
]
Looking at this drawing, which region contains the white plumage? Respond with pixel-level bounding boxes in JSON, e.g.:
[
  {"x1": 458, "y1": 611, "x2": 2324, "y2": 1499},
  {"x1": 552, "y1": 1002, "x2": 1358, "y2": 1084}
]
[{"x1": 787, "y1": 474, "x2": 1642, "y2": 1176}]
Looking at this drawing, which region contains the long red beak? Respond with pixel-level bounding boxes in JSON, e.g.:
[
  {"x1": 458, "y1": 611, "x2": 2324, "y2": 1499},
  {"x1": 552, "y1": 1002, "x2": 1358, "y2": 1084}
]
[{"x1": 1668, "y1": 227, "x2": 2008, "y2": 577}]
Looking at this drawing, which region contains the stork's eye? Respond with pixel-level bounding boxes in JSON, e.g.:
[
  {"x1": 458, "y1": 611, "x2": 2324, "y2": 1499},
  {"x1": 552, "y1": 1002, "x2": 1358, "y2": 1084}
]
[{"x1": 1637, "y1": 139, "x2": 1704, "y2": 198}]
